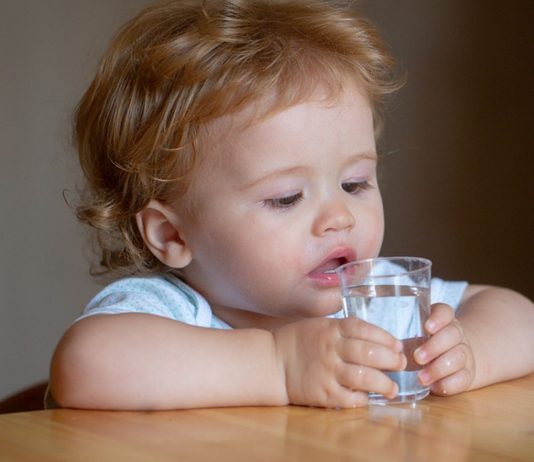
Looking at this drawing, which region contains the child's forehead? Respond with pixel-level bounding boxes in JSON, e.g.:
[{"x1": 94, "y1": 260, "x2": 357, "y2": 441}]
[
  {"x1": 194, "y1": 84, "x2": 372, "y2": 175},
  {"x1": 205, "y1": 82, "x2": 369, "y2": 143}
]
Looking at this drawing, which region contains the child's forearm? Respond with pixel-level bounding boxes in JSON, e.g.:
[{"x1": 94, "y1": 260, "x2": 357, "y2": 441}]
[
  {"x1": 50, "y1": 313, "x2": 288, "y2": 410},
  {"x1": 458, "y1": 285, "x2": 534, "y2": 390}
]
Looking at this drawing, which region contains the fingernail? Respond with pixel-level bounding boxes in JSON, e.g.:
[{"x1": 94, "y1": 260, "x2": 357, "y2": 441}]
[
  {"x1": 415, "y1": 347, "x2": 427, "y2": 363},
  {"x1": 395, "y1": 340, "x2": 403, "y2": 352},
  {"x1": 426, "y1": 320, "x2": 436, "y2": 333},
  {"x1": 390, "y1": 383, "x2": 399, "y2": 398},
  {"x1": 418, "y1": 370, "x2": 430, "y2": 386}
]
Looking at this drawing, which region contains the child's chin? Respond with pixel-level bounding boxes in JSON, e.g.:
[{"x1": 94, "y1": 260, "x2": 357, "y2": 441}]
[{"x1": 306, "y1": 301, "x2": 343, "y2": 318}]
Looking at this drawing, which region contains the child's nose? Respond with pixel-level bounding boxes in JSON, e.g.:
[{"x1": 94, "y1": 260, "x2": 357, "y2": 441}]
[{"x1": 312, "y1": 199, "x2": 356, "y2": 236}]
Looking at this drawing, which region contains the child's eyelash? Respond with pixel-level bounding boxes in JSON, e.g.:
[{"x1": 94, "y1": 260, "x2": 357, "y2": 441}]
[
  {"x1": 262, "y1": 182, "x2": 370, "y2": 210},
  {"x1": 262, "y1": 192, "x2": 303, "y2": 210},
  {"x1": 342, "y1": 181, "x2": 371, "y2": 194}
]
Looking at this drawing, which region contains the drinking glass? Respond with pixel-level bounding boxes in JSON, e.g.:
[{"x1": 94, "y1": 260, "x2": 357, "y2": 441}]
[{"x1": 335, "y1": 257, "x2": 432, "y2": 405}]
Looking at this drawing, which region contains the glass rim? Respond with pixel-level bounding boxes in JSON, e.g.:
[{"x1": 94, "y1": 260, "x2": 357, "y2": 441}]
[{"x1": 335, "y1": 256, "x2": 432, "y2": 279}]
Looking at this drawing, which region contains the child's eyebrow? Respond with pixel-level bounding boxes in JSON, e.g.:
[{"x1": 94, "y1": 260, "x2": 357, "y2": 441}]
[
  {"x1": 239, "y1": 166, "x2": 308, "y2": 191},
  {"x1": 240, "y1": 151, "x2": 377, "y2": 191},
  {"x1": 342, "y1": 151, "x2": 378, "y2": 167}
]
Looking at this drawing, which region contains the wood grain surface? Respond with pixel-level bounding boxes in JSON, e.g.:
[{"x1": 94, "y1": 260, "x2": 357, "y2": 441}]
[{"x1": 1, "y1": 374, "x2": 533, "y2": 462}]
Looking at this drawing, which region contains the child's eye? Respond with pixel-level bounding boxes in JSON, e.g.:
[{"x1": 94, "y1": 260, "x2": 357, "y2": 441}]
[
  {"x1": 263, "y1": 192, "x2": 303, "y2": 209},
  {"x1": 342, "y1": 181, "x2": 371, "y2": 194}
]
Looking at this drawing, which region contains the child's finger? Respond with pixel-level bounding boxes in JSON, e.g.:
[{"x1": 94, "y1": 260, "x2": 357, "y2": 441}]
[
  {"x1": 429, "y1": 369, "x2": 472, "y2": 396},
  {"x1": 328, "y1": 387, "x2": 369, "y2": 409},
  {"x1": 340, "y1": 317, "x2": 403, "y2": 352},
  {"x1": 414, "y1": 321, "x2": 465, "y2": 365},
  {"x1": 339, "y1": 338, "x2": 407, "y2": 371},
  {"x1": 417, "y1": 344, "x2": 470, "y2": 386},
  {"x1": 337, "y1": 364, "x2": 399, "y2": 400},
  {"x1": 425, "y1": 303, "x2": 455, "y2": 335}
]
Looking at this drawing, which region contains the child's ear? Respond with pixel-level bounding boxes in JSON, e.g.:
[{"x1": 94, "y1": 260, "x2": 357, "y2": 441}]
[{"x1": 135, "y1": 200, "x2": 192, "y2": 268}]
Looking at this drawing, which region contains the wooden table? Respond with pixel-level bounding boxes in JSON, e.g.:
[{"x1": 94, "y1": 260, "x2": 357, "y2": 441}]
[{"x1": 1, "y1": 374, "x2": 533, "y2": 462}]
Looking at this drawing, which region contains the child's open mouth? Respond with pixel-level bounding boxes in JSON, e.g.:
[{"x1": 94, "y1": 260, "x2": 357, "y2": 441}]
[
  {"x1": 317, "y1": 257, "x2": 350, "y2": 275},
  {"x1": 308, "y1": 248, "x2": 356, "y2": 286}
]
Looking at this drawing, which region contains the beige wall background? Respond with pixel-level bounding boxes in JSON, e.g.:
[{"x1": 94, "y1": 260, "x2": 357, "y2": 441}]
[
  {"x1": 0, "y1": 0, "x2": 151, "y2": 400},
  {"x1": 1, "y1": 0, "x2": 532, "y2": 400}
]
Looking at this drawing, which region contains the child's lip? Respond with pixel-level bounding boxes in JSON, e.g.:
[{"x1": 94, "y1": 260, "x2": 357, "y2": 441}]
[{"x1": 308, "y1": 247, "x2": 357, "y2": 282}]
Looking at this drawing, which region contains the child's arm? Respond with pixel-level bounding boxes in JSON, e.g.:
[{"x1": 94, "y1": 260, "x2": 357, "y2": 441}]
[
  {"x1": 414, "y1": 285, "x2": 534, "y2": 395},
  {"x1": 50, "y1": 313, "x2": 406, "y2": 410},
  {"x1": 50, "y1": 313, "x2": 284, "y2": 410}
]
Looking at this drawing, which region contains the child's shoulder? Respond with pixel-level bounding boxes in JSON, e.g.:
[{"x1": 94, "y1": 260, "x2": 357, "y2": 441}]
[
  {"x1": 95, "y1": 273, "x2": 199, "y2": 306},
  {"x1": 77, "y1": 273, "x2": 228, "y2": 328}
]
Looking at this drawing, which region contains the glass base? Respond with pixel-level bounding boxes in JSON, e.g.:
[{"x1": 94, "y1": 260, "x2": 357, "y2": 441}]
[
  {"x1": 368, "y1": 370, "x2": 430, "y2": 405},
  {"x1": 368, "y1": 387, "x2": 430, "y2": 406}
]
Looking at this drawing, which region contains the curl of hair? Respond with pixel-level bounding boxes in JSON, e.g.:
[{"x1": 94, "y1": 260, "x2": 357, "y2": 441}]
[{"x1": 74, "y1": 0, "x2": 403, "y2": 276}]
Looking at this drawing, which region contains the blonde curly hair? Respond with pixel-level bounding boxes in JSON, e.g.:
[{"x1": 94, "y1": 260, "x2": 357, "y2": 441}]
[{"x1": 74, "y1": 0, "x2": 401, "y2": 276}]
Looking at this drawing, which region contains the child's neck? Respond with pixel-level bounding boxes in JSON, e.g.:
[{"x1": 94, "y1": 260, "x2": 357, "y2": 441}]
[{"x1": 212, "y1": 305, "x2": 292, "y2": 331}]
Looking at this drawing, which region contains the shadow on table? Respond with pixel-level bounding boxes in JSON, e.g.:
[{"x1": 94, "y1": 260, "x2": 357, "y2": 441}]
[{"x1": 0, "y1": 382, "x2": 48, "y2": 414}]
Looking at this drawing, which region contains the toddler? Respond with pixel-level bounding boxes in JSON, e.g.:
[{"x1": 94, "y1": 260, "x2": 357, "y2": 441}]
[{"x1": 50, "y1": 0, "x2": 534, "y2": 410}]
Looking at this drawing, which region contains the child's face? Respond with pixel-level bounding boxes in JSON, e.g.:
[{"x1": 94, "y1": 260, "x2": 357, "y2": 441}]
[{"x1": 176, "y1": 86, "x2": 384, "y2": 327}]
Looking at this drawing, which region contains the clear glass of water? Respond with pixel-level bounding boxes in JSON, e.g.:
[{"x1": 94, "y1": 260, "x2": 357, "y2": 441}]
[{"x1": 335, "y1": 257, "x2": 432, "y2": 405}]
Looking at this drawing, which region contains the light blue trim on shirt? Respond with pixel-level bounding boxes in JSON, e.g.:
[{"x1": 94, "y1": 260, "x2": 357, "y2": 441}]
[{"x1": 80, "y1": 273, "x2": 231, "y2": 329}]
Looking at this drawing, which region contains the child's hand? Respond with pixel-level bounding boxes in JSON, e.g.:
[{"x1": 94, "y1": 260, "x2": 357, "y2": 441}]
[
  {"x1": 273, "y1": 317, "x2": 407, "y2": 408},
  {"x1": 414, "y1": 303, "x2": 475, "y2": 395}
]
